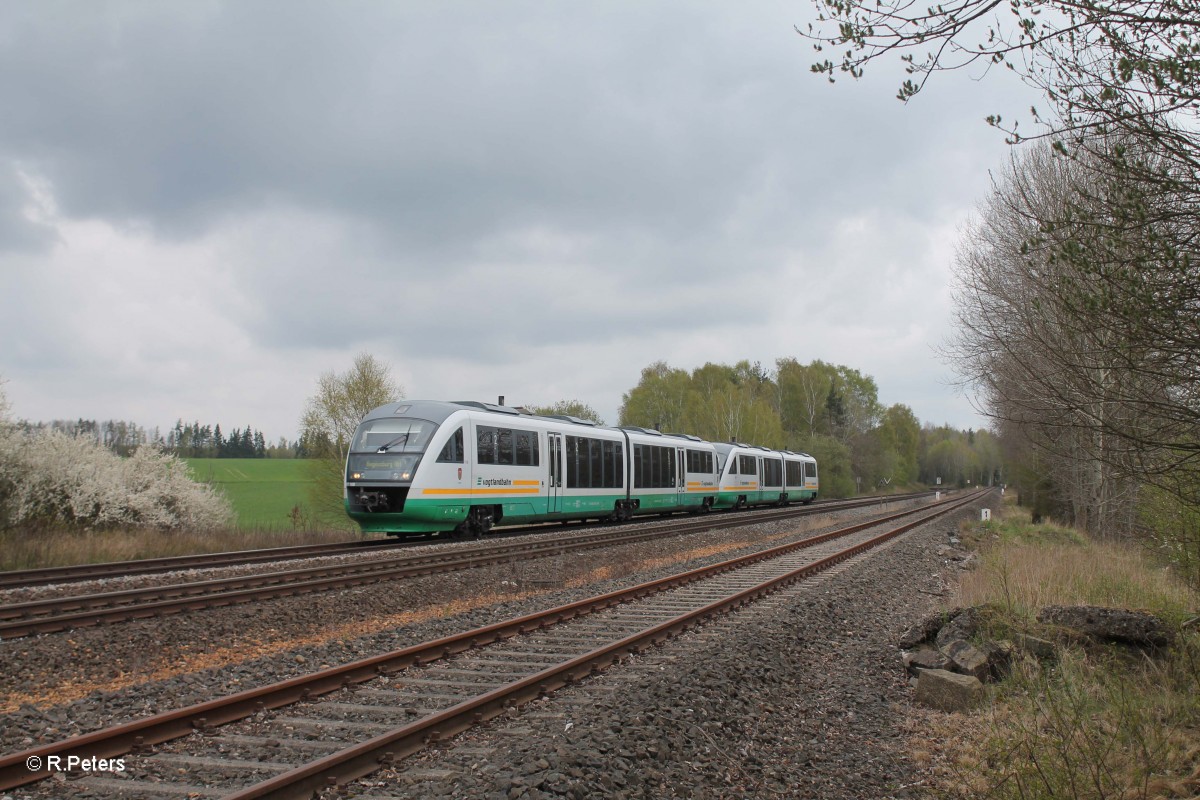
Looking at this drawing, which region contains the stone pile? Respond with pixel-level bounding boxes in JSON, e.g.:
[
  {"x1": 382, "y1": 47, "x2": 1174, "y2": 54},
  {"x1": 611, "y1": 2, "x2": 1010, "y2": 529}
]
[{"x1": 901, "y1": 604, "x2": 1176, "y2": 712}]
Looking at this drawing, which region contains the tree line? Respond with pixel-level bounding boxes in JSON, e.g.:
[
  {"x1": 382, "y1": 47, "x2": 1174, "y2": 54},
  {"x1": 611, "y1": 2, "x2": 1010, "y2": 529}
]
[
  {"x1": 165, "y1": 420, "x2": 299, "y2": 459},
  {"x1": 617, "y1": 358, "x2": 1001, "y2": 498},
  {"x1": 13, "y1": 418, "x2": 301, "y2": 459}
]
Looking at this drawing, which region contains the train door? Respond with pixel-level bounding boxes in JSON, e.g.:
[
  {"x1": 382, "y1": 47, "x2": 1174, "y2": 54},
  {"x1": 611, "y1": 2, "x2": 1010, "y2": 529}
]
[
  {"x1": 546, "y1": 433, "x2": 563, "y2": 513},
  {"x1": 676, "y1": 447, "x2": 686, "y2": 507}
]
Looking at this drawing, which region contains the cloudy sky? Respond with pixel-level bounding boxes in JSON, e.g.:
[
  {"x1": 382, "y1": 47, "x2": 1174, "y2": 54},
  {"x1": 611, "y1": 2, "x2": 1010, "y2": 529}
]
[{"x1": 0, "y1": 1, "x2": 1036, "y2": 442}]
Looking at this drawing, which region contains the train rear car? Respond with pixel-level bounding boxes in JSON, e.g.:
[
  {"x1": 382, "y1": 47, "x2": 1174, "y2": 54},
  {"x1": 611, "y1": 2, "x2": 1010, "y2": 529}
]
[
  {"x1": 782, "y1": 451, "x2": 819, "y2": 504},
  {"x1": 712, "y1": 443, "x2": 788, "y2": 509}
]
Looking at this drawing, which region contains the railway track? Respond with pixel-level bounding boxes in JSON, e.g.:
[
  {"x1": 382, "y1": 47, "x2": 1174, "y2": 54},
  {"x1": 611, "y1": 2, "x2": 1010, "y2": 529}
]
[
  {"x1": 0, "y1": 494, "x2": 931, "y2": 638},
  {"x1": 0, "y1": 494, "x2": 931, "y2": 591},
  {"x1": 0, "y1": 488, "x2": 987, "y2": 798},
  {"x1": 0, "y1": 494, "x2": 933, "y2": 640}
]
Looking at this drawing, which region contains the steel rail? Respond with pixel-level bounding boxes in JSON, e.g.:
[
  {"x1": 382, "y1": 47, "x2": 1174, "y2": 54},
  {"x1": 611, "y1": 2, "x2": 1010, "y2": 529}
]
[
  {"x1": 0, "y1": 493, "x2": 935, "y2": 640},
  {"x1": 0, "y1": 489, "x2": 986, "y2": 793}
]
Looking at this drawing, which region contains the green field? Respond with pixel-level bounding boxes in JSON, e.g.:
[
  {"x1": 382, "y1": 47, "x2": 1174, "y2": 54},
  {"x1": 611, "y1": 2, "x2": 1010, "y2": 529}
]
[{"x1": 185, "y1": 458, "x2": 319, "y2": 529}]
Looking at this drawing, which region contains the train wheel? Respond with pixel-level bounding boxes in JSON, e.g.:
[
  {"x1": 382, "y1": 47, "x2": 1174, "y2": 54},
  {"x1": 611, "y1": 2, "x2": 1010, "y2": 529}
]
[
  {"x1": 468, "y1": 506, "x2": 494, "y2": 537},
  {"x1": 608, "y1": 501, "x2": 632, "y2": 524}
]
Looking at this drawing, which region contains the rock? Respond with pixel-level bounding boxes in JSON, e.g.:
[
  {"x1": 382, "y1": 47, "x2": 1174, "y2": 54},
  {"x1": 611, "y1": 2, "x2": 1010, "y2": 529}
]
[
  {"x1": 1037, "y1": 605, "x2": 1175, "y2": 647},
  {"x1": 941, "y1": 639, "x2": 990, "y2": 682},
  {"x1": 1013, "y1": 632, "x2": 1056, "y2": 659},
  {"x1": 913, "y1": 669, "x2": 984, "y2": 712},
  {"x1": 935, "y1": 607, "x2": 981, "y2": 649},
  {"x1": 901, "y1": 647, "x2": 951, "y2": 675},
  {"x1": 899, "y1": 608, "x2": 960, "y2": 649},
  {"x1": 978, "y1": 639, "x2": 1015, "y2": 679}
]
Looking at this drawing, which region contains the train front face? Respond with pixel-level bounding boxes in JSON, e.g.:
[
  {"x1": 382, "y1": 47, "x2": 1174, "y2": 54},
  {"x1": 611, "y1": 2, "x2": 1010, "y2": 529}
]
[{"x1": 344, "y1": 402, "x2": 460, "y2": 535}]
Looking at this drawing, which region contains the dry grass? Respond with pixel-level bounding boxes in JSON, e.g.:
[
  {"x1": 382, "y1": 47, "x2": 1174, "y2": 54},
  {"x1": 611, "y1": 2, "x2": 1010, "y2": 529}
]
[
  {"x1": 0, "y1": 525, "x2": 370, "y2": 572},
  {"x1": 956, "y1": 536, "x2": 1197, "y2": 626},
  {"x1": 915, "y1": 496, "x2": 1200, "y2": 800}
]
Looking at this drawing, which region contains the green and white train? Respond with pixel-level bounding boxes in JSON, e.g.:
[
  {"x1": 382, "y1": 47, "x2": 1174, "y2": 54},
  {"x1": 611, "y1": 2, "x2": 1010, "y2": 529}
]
[{"x1": 344, "y1": 400, "x2": 818, "y2": 537}]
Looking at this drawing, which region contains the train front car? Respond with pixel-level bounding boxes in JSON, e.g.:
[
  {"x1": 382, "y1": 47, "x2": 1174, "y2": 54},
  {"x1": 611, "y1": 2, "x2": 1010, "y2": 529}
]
[{"x1": 344, "y1": 401, "x2": 473, "y2": 536}]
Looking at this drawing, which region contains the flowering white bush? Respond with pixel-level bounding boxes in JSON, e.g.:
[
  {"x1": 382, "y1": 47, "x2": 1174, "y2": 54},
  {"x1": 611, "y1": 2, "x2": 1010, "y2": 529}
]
[{"x1": 0, "y1": 391, "x2": 234, "y2": 531}]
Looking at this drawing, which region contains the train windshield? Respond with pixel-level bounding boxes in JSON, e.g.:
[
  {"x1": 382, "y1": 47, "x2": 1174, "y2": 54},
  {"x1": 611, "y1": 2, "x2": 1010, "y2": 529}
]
[{"x1": 351, "y1": 418, "x2": 438, "y2": 454}]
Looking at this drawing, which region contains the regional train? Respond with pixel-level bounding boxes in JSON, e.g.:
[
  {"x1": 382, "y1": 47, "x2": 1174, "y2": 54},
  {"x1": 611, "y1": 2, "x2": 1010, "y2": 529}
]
[{"x1": 344, "y1": 400, "x2": 818, "y2": 537}]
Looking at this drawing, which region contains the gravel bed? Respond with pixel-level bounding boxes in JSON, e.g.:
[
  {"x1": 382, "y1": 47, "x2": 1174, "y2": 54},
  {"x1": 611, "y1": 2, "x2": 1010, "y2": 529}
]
[
  {"x1": 0, "y1": 497, "x2": 943, "y2": 760},
  {"x1": 349, "y1": 503, "x2": 981, "y2": 800}
]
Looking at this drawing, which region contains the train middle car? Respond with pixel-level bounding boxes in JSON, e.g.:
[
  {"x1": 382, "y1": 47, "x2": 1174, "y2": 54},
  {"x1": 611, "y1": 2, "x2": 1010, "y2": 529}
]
[{"x1": 343, "y1": 400, "x2": 729, "y2": 537}]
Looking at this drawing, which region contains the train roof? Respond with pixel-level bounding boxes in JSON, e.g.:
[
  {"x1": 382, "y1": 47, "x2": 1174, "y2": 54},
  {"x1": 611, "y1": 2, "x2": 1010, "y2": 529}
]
[
  {"x1": 619, "y1": 426, "x2": 662, "y2": 436},
  {"x1": 539, "y1": 414, "x2": 600, "y2": 426}
]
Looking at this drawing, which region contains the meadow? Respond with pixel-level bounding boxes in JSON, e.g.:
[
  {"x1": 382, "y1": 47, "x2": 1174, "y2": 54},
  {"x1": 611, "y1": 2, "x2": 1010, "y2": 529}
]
[{"x1": 184, "y1": 458, "x2": 317, "y2": 529}]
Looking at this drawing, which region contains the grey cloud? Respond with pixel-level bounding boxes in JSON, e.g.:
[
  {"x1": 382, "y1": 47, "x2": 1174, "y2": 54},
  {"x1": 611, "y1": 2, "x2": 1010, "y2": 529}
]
[{"x1": 0, "y1": 1, "x2": 984, "y2": 256}]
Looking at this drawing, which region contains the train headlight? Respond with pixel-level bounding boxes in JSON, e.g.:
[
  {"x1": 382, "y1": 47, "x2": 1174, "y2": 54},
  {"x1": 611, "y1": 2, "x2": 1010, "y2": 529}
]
[{"x1": 351, "y1": 472, "x2": 362, "y2": 480}]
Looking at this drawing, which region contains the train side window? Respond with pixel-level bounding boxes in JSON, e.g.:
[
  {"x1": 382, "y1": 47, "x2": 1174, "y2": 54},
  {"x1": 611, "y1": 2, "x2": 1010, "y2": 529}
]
[
  {"x1": 786, "y1": 461, "x2": 803, "y2": 485},
  {"x1": 635, "y1": 444, "x2": 674, "y2": 488},
  {"x1": 738, "y1": 454, "x2": 756, "y2": 476},
  {"x1": 686, "y1": 449, "x2": 713, "y2": 473},
  {"x1": 477, "y1": 427, "x2": 498, "y2": 464},
  {"x1": 568, "y1": 435, "x2": 605, "y2": 487},
  {"x1": 494, "y1": 429, "x2": 513, "y2": 465},
  {"x1": 514, "y1": 429, "x2": 540, "y2": 466},
  {"x1": 568, "y1": 437, "x2": 622, "y2": 489},
  {"x1": 566, "y1": 436, "x2": 580, "y2": 486},
  {"x1": 437, "y1": 427, "x2": 464, "y2": 463},
  {"x1": 602, "y1": 440, "x2": 622, "y2": 488},
  {"x1": 805, "y1": 461, "x2": 817, "y2": 478}
]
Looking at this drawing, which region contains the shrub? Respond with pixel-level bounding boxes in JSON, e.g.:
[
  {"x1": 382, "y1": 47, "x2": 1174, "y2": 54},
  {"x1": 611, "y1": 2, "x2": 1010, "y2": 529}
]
[{"x1": 0, "y1": 418, "x2": 233, "y2": 532}]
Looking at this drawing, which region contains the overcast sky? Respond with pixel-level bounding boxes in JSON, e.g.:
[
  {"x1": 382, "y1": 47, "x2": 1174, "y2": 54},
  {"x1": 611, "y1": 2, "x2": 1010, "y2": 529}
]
[{"x1": 0, "y1": 1, "x2": 1037, "y2": 442}]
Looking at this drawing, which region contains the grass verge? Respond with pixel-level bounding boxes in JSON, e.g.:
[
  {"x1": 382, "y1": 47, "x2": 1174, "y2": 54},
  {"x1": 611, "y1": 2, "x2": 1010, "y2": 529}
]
[{"x1": 918, "y1": 496, "x2": 1200, "y2": 799}]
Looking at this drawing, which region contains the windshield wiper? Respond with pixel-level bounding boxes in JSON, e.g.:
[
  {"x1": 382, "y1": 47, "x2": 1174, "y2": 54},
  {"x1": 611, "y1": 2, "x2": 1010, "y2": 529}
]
[{"x1": 376, "y1": 433, "x2": 410, "y2": 453}]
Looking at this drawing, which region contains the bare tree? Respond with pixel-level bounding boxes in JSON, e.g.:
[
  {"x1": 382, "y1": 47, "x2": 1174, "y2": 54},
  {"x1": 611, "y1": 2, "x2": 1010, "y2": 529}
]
[
  {"x1": 300, "y1": 354, "x2": 402, "y2": 527},
  {"x1": 946, "y1": 142, "x2": 1192, "y2": 536}
]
